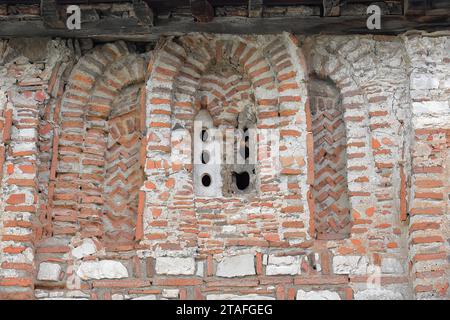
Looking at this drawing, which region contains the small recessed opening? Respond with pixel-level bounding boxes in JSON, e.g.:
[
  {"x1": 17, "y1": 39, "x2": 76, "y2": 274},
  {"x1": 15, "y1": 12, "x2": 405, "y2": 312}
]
[
  {"x1": 201, "y1": 128, "x2": 209, "y2": 142},
  {"x1": 202, "y1": 174, "x2": 212, "y2": 187},
  {"x1": 201, "y1": 151, "x2": 210, "y2": 164},
  {"x1": 234, "y1": 171, "x2": 250, "y2": 190}
]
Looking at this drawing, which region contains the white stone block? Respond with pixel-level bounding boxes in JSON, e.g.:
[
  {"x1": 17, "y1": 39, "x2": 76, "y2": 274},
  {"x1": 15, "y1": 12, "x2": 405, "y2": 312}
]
[
  {"x1": 71, "y1": 238, "x2": 97, "y2": 259},
  {"x1": 333, "y1": 255, "x2": 368, "y2": 275},
  {"x1": 411, "y1": 74, "x2": 440, "y2": 90},
  {"x1": 296, "y1": 290, "x2": 341, "y2": 300},
  {"x1": 216, "y1": 254, "x2": 255, "y2": 278},
  {"x1": 412, "y1": 101, "x2": 449, "y2": 115},
  {"x1": 266, "y1": 264, "x2": 299, "y2": 275},
  {"x1": 268, "y1": 255, "x2": 297, "y2": 265},
  {"x1": 265, "y1": 255, "x2": 301, "y2": 275},
  {"x1": 37, "y1": 262, "x2": 61, "y2": 281},
  {"x1": 77, "y1": 260, "x2": 128, "y2": 280},
  {"x1": 162, "y1": 289, "x2": 179, "y2": 298},
  {"x1": 354, "y1": 289, "x2": 403, "y2": 300},
  {"x1": 155, "y1": 257, "x2": 196, "y2": 275}
]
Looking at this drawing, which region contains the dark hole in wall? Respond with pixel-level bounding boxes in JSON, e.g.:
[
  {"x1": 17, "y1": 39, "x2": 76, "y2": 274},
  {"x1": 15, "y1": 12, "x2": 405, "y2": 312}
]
[
  {"x1": 234, "y1": 171, "x2": 250, "y2": 190},
  {"x1": 202, "y1": 174, "x2": 212, "y2": 187}
]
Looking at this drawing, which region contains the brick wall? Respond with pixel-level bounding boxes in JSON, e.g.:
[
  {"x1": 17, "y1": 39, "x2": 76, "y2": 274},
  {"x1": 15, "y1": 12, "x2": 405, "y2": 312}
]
[
  {"x1": 0, "y1": 33, "x2": 448, "y2": 300},
  {"x1": 404, "y1": 35, "x2": 450, "y2": 299}
]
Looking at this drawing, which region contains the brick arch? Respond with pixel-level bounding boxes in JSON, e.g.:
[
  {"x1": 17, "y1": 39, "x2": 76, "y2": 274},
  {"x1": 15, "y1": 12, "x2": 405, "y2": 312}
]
[
  {"x1": 144, "y1": 33, "x2": 310, "y2": 252},
  {"x1": 309, "y1": 42, "x2": 376, "y2": 244},
  {"x1": 306, "y1": 37, "x2": 411, "y2": 257},
  {"x1": 163, "y1": 35, "x2": 279, "y2": 132},
  {"x1": 147, "y1": 33, "x2": 307, "y2": 158},
  {"x1": 197, "y1": 66, "x2": 254, "y2": 126},
  {"x1": 52, "y1": 41, "x2": 147, "y2": 249}
]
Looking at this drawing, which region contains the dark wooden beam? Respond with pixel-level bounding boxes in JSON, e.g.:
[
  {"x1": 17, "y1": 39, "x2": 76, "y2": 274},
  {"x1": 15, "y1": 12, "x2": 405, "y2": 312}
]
[
  {"x1": 191, "y1": 0, "x2": 214, "y2": 22},
  {"x1": 404, "y1": 0, "x2": 427, "y2": 15},
  {"x1": 0, "y1": 14, "x2": 449, "y2": 42},
  {"x1": 427, "y1": 0, "x2": 450, "y2": 16}
]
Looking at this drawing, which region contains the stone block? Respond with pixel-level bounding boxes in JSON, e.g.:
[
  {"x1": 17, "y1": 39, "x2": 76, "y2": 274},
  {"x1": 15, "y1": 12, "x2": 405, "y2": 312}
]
[
  {"x1": 162, "y1": 289, "x2": 180, "y2": 298},
  {"x1": 332, "y1": 255, "x2": 368, "y2": 275},
  {"x1": 216, "y1": 254, "x2": 255, "y2": 278},
  {"x1": 77, "y1": 260, "x2": 128, "y2": 280},
  {"x1": 296, "y1": 290, "x2": 341, "y2": 300},
  {"x1": 71, "y1": 238, "x2": 97, "y2": 259},
  {"x1": 265, "y1": 255, "x2": 301, "y2": 275},
  {"x1": 354, "y1": 289, "x2": 403, "y2": 300},
  {"x1": 37, "y1": 262, "x2": 62, "y2": 281},
  {"x1": 155, "y1": 257, "x2": 196, "y2": 275}
]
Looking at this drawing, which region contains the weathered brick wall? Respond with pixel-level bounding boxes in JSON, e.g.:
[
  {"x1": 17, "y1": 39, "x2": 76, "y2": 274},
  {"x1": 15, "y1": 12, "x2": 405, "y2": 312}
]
[
  {"x1": 0, "y1": 33, "x2": 448, "y2": 300},
  {"x1": 404, "y1": 35, "x2": 450, "y2": 299}
]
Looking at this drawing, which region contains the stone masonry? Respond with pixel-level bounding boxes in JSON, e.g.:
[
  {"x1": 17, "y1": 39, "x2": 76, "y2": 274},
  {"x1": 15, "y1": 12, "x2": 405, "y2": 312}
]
[{"x1": 0, "y1": 33, "x2": 449, "y2": 300}]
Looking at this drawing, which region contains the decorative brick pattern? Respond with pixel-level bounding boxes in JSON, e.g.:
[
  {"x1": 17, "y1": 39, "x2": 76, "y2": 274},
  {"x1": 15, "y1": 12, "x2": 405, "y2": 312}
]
[
  {"x1": 0, "y1": 34, "x2": 448, "y2": 300},
  {"x1": 309, "y1": 78, "x2": 351, "y2": 239},
  {"x1": 144, "y1": 34, "x2": 310, "y2": 256},
  {"x1": 103, "y1": 85, "x2": 145, "y2": 247},
  {"x1": 52, "y1": 42, "x2": 146, "y2": 249}
]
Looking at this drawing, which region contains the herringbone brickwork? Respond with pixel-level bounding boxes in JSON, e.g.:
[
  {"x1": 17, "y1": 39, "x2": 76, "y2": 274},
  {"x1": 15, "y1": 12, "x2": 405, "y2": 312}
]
[
  {"x1": 309, "y1": 78, "x2": 351, "y2": 239},
  {"x1": 103, "y1": 85, "x2": 144, "y2": 246}
]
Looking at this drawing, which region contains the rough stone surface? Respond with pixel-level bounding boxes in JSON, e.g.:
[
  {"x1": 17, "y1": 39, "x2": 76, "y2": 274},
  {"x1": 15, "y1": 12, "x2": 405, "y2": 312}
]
[
  {"x1": 354, "y1": 289, "x2": 404, "y2": 300},
  {"x1": 155, "y1": 257, "x2": 196, "y2": 275},
  {"x1": 162, "y1": 289, "x2": 179, "y2": 298},
  {"x1": 76, "y1": 261, "x2": 129, "y2": 280},
  {"x1": 265, "y1": 255, "x2": 301, "y2": 275},
  {"x1": 332, "y1": 256, "x2": 368, "y2": 275},
  {"x1": 296, "y1": 290, "x2": 341, "y2": 300},
  {"x1": 216, "y1": 254, "x2": 256, "y2": 278},
  {"x1": 71, "y1": 239, "x2": 97, "y2": 259},
  {"x1": 37, "y1": 263, "x2": 61, "y2": 282}
]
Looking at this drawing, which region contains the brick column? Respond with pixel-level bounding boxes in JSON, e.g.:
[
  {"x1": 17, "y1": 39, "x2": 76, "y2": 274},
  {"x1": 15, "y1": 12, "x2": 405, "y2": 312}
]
[
  {"x1": 0, "y1": 89, "x2": 43, "y2": 299},
  {"x1": 405, "y1": 35, "x2": 450, "y2": 299}
]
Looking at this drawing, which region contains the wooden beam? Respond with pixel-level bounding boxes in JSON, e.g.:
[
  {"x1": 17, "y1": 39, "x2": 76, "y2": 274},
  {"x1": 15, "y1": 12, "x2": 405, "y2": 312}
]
[
  {"x1": 427, "y1": 0, "x2": 450, "y2": 16},
  {"x1": 191, "y1": 0, "x2": 214, "y2": 22},
  {"x1": 0, "y1": 14, "x2": 448, "y2": 41},
  {"x1": 404, "y1": 0, "x2": 427, "y2": 16}
]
